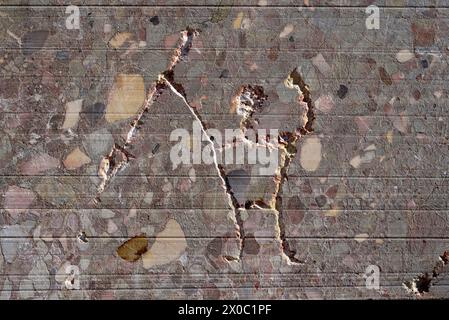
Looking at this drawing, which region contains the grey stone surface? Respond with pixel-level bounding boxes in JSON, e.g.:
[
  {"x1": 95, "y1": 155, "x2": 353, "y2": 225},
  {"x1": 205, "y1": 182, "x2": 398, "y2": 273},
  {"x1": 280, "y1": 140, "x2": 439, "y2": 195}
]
[{"x1": 0, "y1": 1, "x2": 448, "y2": 299}]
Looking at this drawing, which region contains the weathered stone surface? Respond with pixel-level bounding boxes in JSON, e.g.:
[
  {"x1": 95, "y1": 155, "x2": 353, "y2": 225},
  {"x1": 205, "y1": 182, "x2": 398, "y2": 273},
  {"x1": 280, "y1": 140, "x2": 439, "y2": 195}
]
[{"x1": 0, "y1": 1, "x2": 448, "y2": 300}]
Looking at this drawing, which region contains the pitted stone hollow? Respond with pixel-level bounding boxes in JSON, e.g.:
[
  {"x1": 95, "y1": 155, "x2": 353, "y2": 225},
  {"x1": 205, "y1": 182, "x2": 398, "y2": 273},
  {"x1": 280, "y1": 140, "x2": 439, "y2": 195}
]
[
  {"x1": 233, "y1": 84, "x2": 268, "y2": 130},
  {"x1": 403, "y1": 251, "x2": 449, "y2": 295}
]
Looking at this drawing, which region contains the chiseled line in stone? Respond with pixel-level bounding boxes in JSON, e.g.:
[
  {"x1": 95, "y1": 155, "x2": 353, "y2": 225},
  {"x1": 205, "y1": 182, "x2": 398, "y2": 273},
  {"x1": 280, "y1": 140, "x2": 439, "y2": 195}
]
[
  {"x1": 95, "y1": 28, "x2": 198, "y2": 199},
  {"x1": 160, "y1": 74, "x2": 245, "y2": 261}
]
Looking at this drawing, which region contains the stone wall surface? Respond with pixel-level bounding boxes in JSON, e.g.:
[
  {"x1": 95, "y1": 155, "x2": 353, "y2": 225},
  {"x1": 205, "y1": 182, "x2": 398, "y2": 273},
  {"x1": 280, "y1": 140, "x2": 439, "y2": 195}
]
[{"x1": 0, "y1": 0, "x2": 448, "y2": 299}]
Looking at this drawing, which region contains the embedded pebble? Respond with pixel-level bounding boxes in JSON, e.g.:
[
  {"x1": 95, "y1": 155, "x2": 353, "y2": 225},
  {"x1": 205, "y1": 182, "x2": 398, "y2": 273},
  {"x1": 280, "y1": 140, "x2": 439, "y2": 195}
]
[
  {"x1": 233, "y1": 12, "x2": 244, "y2": 29},
  {"x1": 279, "y1": 24, "x2": 294, "y2": 38},
  {"x1": 396, "y1": 49, "x2": 414, "y2": 63},
  {"x1": 300, "y1": 136, "x2": 322, "y2": 172},
  {"x1": 20, "y1": 153, "x2": 59, "y2": 175},
  {"x1": 63, "y1": 147, "x2": 91, "y2": 170},
  {"x1": 105, "y1": 74, "x2": 145, "y2": 123},
  {"x1": 62, "y1": 99, "x2": 83, "y2": 129},
  {"x1": 4, "y1": 185, "x2": 36, "y2": 219},
  {"x1": 22, "y1": 30, "x2": 49, "y2": 55},
  {"x1": 314, "y1": 95, "x2": 334, "y2": 113},
  {"x1": 312, "y1": 53, "x2": 331, "y2": 75},
  {"x1": 99, "y1": 209, "x2": 116, "y2": 219},
  {"x1": 354, "y1": 233, "x2": 369, "y2": 242},
  {"x1": 142, "y1": 219, "x2": 187, "y2": 269},
  {"x1": 107, "y1": 220, "x2": 118, "y2": 234},
  {"x1": 109, "y1": 32, "x2": 133, "y2": 48}
]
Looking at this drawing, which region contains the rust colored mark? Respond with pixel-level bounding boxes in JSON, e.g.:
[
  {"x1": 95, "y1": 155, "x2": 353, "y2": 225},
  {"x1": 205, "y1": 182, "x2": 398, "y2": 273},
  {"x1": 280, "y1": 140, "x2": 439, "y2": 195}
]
[{"x1": 117, "y1": 234, "x2": 149, "y2": 262}]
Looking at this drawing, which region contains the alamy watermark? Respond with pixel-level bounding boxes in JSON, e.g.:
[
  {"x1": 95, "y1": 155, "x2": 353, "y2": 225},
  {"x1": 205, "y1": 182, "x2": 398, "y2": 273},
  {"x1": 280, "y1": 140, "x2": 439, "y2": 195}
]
[
  {"x1": 65, "y1": 265, "x2": 80, "y2": 290},
  {"x1": 170, "y1": 121, "x2": 279, "y2": 175},
  {"x1": 364, "y1": 264, "x2": 380, "y2": 290},
  {"x1": 365, "y1": 5, "x2": 380, "y2": 30},
  {"x1": 65, "y1": 5, "x2": 80, "y2": 30}
]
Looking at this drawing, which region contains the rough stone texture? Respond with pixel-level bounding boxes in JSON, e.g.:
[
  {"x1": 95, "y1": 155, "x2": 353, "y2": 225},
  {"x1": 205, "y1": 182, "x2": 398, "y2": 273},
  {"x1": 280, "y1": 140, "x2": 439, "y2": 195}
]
[{"x1": 0, "y1": 1, "x2": 448, "y2": 300}]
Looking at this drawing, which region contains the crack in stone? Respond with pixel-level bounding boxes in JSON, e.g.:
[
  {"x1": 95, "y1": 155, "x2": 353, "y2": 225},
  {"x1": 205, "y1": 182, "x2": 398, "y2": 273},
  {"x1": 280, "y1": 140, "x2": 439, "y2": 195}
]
[
  {"x1": 273, "y1": 143, "x2": 302, "y2": 264},
  {"x1": 95, "y1": 30, "x2": 315, "y2": 266},
  {"x1": 159, "y1": 73, "x2": 245, "y2": 261},
  {"x1": 403, "y1": 251, "x2": 449, "y2": 295},
  {"x1": 225, "y1": 69, "x2": 315, "y2": 264},
  {"x1": 225, "y1": 85, "x2": 280, "y2": 260},
  {"x1": 271, "y1": 68, "x2": 315, "y2": 264},
  {"x1": 95, "y1": 27, "x2": 245, "y2": 262},
  {"x1": 95, "y1": 27, "x2": 199, "y2": 200},
  {"x1": 285, "y1": 68, "x2": 315, "y2": 134}
]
